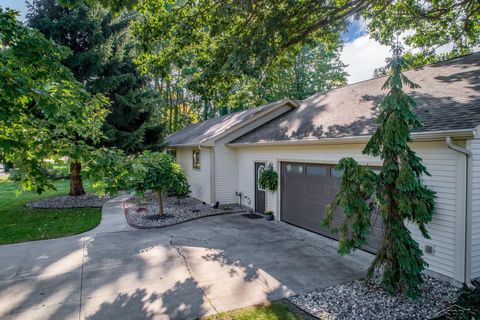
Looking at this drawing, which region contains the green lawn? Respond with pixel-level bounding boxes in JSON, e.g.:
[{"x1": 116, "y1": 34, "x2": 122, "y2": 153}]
[
  {"x1": 202, "y1": 301, "x2": 308, "y2": 320},
  {"x1": 0, "y1": 177, "x2": 101, "y2": 245}
]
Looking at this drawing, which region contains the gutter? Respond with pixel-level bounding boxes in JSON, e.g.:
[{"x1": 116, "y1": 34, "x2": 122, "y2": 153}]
[
  {"x1": 227, "y1": 129, "x2": 475, "y2": 148},
  {"x1": 446, "y1": 136, "x2": 475, "y2": 289}
]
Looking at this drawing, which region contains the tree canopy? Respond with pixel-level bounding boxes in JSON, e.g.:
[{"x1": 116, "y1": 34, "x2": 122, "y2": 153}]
[
  {"x1": 0, "y1": 7, "x2": 108, "y2": 193},
  {"x1": 96, "y1": 0, "x2": 478, "y2": 98},
  {"x1": 27, "y1": 0, "x2": 165, "y2": 154}
]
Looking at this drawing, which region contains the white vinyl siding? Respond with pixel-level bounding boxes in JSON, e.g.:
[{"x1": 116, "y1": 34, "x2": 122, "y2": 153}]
[
  {"x1": 469, "y1": 138, "x2": 480, "y2": 279},
  {"x1": 176, "y1": 147, "x2": 212, "y2": 204},
  {"x1": 235, "y1": 141, "x2": 462, "y2": 281},
  {"x1": 213, "y1": 105, "x2": 292, "y2": 204}
]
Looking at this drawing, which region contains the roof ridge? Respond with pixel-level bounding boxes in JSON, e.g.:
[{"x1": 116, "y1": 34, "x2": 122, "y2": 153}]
[
  {"x1": 233, "y1": 52, "x2": 480, "y2": 144},
  {"x1": 299, "y1": 50, "x2": 480, "y2": 104}
]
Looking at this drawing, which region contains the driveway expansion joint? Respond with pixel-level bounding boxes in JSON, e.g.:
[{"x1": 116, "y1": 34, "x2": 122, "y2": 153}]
[
  {"x1": 169, "y1": 239, "x2": 219, "y2": 314},
  {"x1": 78, "y1": 237, "x2": 87, "y2": 320}
]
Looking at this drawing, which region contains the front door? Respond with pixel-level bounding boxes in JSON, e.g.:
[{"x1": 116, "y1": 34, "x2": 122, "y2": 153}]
[{"x1": 255, "y1": 162, "x2": 266, "y2": 214}]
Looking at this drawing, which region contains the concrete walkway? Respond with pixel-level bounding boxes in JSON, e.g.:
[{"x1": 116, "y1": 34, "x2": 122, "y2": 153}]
[
  {"x1": 85, "y1": 194, "x2": 134, "y2": 235},
  {"x1": 0, "y1": 196, "x2": 373, "y2": 320}
]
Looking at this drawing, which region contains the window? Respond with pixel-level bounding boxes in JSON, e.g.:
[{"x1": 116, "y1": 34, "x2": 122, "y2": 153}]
[
  {"x1": 192, "y1": 149, "x2": 200, "y2": 169},
  {"x1": 330, "y1": 168, "x2": 344, "y2": 178},
  {"x1": 306, "y1": 165, "x2": 328, "y2": 176},
  {"x1": 166, "y1": 149, "x2": 177, "y2": 159},
  {"x1": 286, "y1": 164, "x2": 303, "y2": 174},
  {"x1": 257, "y1": 165, "x2": 265, "y2": 191}
]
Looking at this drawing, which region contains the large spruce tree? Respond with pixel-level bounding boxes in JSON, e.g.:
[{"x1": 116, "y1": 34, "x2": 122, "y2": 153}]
[
  {"x1": 27, "y1": 0, "x2": 164, "y2": 195},
  {"x1": 27, "y1": 0, "x2": 164, "y2": 154},
  {"x1": 324, "y1": 43, "x2": 436, "y2": 298}
]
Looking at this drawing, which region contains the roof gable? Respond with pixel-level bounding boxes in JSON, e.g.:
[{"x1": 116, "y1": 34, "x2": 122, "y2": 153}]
[{"x1": 165, "y1": 98, "x2": 298, "y2": 147}]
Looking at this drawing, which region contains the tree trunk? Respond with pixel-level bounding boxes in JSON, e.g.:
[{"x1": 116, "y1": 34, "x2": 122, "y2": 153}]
[
  {"x1": 167, "y1": 80, "x2": 173, "y2": 132},
  {"x1": 69, "y1": 161, "x2": 85, "y2": 196},
  {"x1": 203, "y1": 98, "x2": 209, "y2": 120},
  {"x1": 156, "y1": 190, "x2": 164, "y2": 216},
  {"x1": 173, "y1": 87, "x2": 179, "y2": 131}
]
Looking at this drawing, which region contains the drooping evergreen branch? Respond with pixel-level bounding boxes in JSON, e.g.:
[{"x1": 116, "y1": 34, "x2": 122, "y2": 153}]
[{"x1": 324, "y1": 42, "x2": 436, "y2": 298}]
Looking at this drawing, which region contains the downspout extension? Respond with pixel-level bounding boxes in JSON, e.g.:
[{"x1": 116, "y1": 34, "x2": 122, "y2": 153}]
[{"x1": 446, "y1": 136, "x2": 475, "y2": 289}]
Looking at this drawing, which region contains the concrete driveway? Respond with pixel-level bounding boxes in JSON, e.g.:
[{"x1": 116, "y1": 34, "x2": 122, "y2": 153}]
[{"x1": 0, "y1": 197, "x2": 373, "y2": 320}]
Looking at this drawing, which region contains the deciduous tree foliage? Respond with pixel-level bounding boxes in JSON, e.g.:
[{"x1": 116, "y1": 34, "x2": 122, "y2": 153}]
[
  {"x1": 130, "y1": 152, "x2": 190, "y2": 215},
  {"x1": 324, "y1": 44, "x2": 436, "y2": 298},
  {"x1": 199, "y1": 42, "x2": 348, "y2": 117},
  {"x1": 98, "y1": 0, "x2": 478, "y2": 102},
  {"x1": 0, "y1": 7, "x2": 109, "y2": 194},
  {"x1": 366, "y1": 0, "x2": 479, "y2": 58},
  {"x1": 70, "y1": 0, "x2": 348, "y2": 124}
]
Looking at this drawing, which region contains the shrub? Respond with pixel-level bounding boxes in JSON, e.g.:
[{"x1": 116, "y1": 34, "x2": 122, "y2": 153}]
[{"x1": 130, "y1": 152, "x2": 190, "y2": 215}]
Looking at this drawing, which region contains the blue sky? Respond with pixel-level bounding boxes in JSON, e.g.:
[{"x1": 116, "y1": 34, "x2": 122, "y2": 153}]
[
  {"x1": 1, "y1": 0, "x2": 27, "y2": 19},
  {"x1": 342, "y1": 18, "x2": 367, "y2": 42},
  {"x1": 0, "y1": 0, "x2": 391, "y2": 84}
]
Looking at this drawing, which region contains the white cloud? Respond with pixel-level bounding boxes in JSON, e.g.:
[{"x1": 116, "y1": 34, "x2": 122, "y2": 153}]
[{"x1": 341, "y1": 35, "x2": 391, "y2": 84}]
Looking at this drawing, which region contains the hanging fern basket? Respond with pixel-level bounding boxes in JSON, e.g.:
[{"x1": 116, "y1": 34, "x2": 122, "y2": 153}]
[{"x1": 259, "y1": 166, "x2": 278, "y2": 192}]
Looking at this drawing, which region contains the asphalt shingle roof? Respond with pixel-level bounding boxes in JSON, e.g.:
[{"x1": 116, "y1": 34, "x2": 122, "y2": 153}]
[
  {"x1": 232, "y1": 52, "x2": 480, "y2": 144},
  {"x1": 165, "y1": 99, "x2": 297, "y2": 146}
]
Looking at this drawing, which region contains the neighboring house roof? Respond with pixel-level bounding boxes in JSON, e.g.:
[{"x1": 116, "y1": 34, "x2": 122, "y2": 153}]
[
  {"x1": 165, "y1": 98, "x2": 299, "y2": 147},
  {"x1": 231, "y1": 52, "x2": 480, "y2": 145}
]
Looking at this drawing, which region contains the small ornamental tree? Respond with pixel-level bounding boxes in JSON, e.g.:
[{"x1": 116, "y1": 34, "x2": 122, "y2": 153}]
[
  {"x1": 324, "y1": 43, "x2": 436, "y2": 298},
  {"x1": 131, "y1": 152, "x2": 189, "y2": 215}
]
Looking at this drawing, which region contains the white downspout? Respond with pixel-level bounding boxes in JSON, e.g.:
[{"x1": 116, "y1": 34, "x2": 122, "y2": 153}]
[
  {"x1": 211, "y1": 147, "x2": 215, "y2": 205},
  {"x1": 446, "y1": 136, "x2": 475, "y2": 289}
]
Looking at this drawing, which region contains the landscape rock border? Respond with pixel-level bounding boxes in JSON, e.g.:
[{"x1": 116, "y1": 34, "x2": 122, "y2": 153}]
[
  {"x1": 124, "y1": 192, "x2": 247, "y2": 229},
  {"x1": 25, "y1": 193, "x2": 114, "y2": 209},
  {"x1": 288, "y1": 275, "x2": 460, "y2": 320}
]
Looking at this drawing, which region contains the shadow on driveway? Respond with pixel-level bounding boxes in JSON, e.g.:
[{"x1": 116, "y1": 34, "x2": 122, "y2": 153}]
[{"x1": 0, "y1": 206, "x2": 372, "y2": 320}]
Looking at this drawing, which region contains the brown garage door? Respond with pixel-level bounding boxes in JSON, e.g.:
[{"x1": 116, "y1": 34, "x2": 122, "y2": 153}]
[{"x1": 281, "y1": 162, "x2": 384, "y2": 253}]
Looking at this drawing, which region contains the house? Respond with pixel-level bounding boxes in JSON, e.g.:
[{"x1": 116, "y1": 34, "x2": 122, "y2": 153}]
[{"x1": 165, "y1": 53, "x2": 480, "y2": 287}]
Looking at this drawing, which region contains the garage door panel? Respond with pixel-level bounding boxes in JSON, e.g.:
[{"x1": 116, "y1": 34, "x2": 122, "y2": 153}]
[
  {"x1": 303, "y1": 184, "x2": 329, "y2": 196},
  {"x1": 281, "y1": 162, "x2": 384, "y2": 253},
  {"x1": 326, "y1": 186, "x2": 341, "y2": 198},
  {"x1": 283, "y1": 193, "x2": 307, "y2": 203},
  {"x1": 286, "y1": 211, "x2": 322, "y2": 223},
  {"x1": 303, "y1": 199, "x2": 330, "y2": 214},
  {"x1": 283, "y1": 213, "x2": 336, "y2": 237},
  {"x1": 283, "y1": 187, "x2": 308, "y2": 198},
  {"x1": 283, "y1": 199, "x2": 303, "y2": 211}
]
